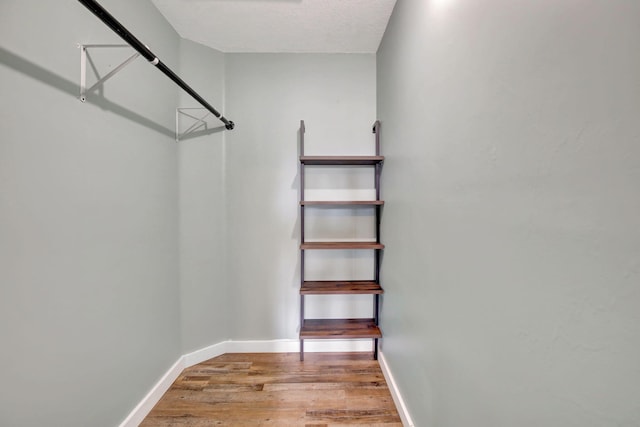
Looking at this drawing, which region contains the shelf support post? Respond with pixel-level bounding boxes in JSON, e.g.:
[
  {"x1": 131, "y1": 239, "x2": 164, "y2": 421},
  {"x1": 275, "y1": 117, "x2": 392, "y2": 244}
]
[{"x1": 299, "y1": 120, "x2": 306, "y2": 362}]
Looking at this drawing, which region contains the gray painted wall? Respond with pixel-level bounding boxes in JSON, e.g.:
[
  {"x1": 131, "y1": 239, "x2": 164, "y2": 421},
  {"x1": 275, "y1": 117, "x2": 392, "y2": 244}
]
[
  {"x1": 377, "y1": 0, "x2": 640, "y2": 425},
  {"x1": 7, "y1": 1, "x2": 636, "y2": 425},
  {"x1": 177, "y1": 39, "x2": 229, "y2": 353},
  {"x1": 0, "y1": 2, "x2": 379, "y2": 425},
  {"x1": 0, "y1": 5, "x2": 378, "y2": 424},
  {"x1": 0, "y1": 1, "x2": 181, "y2": 426},
  {"x1": 224, "y1": 54, "x2": 377, "y2": 340}
]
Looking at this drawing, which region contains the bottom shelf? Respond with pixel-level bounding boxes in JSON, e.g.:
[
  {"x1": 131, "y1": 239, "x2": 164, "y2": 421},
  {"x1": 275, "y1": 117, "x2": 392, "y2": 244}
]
[{"x1": 300, "y1": 318, "x2": 382, "y2": 339}]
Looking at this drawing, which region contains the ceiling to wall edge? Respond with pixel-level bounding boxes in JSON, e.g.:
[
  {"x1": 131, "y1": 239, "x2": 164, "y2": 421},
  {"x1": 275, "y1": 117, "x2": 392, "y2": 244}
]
[{"x1": 151, "y1": 0, "x2": 398, "y2": 54}]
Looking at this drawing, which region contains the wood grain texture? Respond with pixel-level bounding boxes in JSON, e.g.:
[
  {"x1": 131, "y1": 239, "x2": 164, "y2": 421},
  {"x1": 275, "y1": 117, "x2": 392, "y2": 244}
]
[
  {"x1": 301, "y1": 281, "x2": 383, "y2": 295},
  {"x1": 301, "y1": 242, "x2": 384, "y2": 250},
  {"x1": 300, "y1": 201, "x2": 384, "y2": 206},
  {"x1": 140, "y1": 353, "x2": 401, "y2": 426},
  {"x1": 300, "y1": 319, "x2": 382, "y2": 339},
  {"x1": 300, "y1": 156, "x2": 384, "y2": 165}
]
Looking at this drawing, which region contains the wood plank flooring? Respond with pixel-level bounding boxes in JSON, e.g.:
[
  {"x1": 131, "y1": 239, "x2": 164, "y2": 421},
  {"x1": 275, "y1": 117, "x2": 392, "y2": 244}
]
[{"x1": 141, "y1": 352, "x2": 402, "y2": 426}]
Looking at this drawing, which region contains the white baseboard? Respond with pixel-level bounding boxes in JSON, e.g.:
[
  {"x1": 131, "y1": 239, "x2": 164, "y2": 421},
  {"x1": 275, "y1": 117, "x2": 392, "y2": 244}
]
[
  {"x1": 182, "y1": 338, "x2": 375, "y2": 366},
  {"x1": 118, "y1": 357, "x2": 185, "y2": 427},
  {"x1": 119, "y1": 338, "x2": 388, "y2": 427},
  {"x1": 379, "y1": 351, "x2": 415, "y2": 427},
  {"x1": 221, "y1": 338, "x2": 298, "y2": 355},
  {"x1": 183, "y1": 341, "x2": 229, "y2": 367}
]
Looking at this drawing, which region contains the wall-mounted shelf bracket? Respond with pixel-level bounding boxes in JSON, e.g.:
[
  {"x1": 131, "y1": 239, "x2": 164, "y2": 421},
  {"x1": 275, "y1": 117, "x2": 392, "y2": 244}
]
[
  {"x1": 176, "y1": 108, "x2": 215, "y2": 142},
  {"x1": 78, "y1": 44, "x2": 140, "y2": 102}
]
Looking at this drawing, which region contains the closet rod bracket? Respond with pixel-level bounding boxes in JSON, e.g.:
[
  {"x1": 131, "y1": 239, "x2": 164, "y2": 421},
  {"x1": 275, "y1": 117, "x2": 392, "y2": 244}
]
[
  {"x1": 78, "y1": 44, "x2": 140, "y2": 102},
  {"x1": 176, "y1": 108, "x2": 213, "y2": 142}
]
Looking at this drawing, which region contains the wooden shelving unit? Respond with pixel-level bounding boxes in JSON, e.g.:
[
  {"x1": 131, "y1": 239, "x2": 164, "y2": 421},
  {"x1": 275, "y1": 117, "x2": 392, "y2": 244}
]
[{"x1": 298, "y1": 120, "x2": 384, "y2": 361}]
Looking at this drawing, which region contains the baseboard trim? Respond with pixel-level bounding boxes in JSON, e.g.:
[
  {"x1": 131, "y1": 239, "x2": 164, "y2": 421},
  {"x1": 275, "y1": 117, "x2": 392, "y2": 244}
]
[
  {"x1": 119, "y1": 338, "x2": 386, "y2": 426},
  {"x1": 379, "y1": 351, "x2": 415, "y2": 427},
  {"x1": 183, "y1": 338, "x2": 376, "y2": 366},
  {"x1": 183, "y1": 340, "x2": 229, "y2": 367},
  {"x1": 118, "y1": 357, "x2": 185, "y2": 427}
]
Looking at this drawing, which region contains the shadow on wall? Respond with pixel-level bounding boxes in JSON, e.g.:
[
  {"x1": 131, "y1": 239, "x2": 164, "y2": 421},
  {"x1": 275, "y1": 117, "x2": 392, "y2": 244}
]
[{"x1": 0, "y1": 46, "x2": 225, "y2": 139}]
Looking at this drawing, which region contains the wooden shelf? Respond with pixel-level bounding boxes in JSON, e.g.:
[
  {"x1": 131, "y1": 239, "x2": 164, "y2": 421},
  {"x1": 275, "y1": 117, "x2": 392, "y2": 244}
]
[
  {"x1": 301, "y1": 281, "x2": 383, "y2": 295},
  {"x1": 301, "y1": 241, "x2": 384, "y2": 250},
  {"x1": 300, "y1": 200, "x2": 384, "y2": 206},
  {"x1": 300, "y1": 156, "x2": 384, "y2": 165},
  {"x1": 300, "y1": 319, "x2": 382, "y2": 339}
]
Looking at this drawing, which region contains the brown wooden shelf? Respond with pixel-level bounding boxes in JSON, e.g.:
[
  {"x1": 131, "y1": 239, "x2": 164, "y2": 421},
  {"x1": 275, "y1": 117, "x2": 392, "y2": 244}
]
[
  {"x1": 301, "y1": 281, "x2": 383, "y2": 295},
  {"x1": 301, "y1": 241, "x2": 384, "y2": 250},
  {"x1": 300, "y1": 200, "x2": 384, "y2": 206},
  {"x1": 300, "y1": 156, "x2": 384, "y2": 165},
  {"x1": 300, "y1": 318, "x2": 382, "y2": 339}
]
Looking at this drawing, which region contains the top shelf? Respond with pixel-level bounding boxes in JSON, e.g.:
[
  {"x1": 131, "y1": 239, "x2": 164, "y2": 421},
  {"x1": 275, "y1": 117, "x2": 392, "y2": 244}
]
[{"x1": 300, "y1": 156, "x2": 384, "y2": 165}]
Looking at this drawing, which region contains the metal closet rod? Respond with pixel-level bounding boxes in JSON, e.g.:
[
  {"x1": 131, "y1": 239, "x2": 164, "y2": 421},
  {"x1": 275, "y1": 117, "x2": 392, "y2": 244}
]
[{"x1": 77, "y1": 0, "x2": 235, "y2": 130}]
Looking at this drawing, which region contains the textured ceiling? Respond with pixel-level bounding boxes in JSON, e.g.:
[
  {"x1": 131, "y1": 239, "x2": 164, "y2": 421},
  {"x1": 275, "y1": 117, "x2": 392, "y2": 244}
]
[{"x1": 151, "y1": 0, "x2": 397, "y2": 53}]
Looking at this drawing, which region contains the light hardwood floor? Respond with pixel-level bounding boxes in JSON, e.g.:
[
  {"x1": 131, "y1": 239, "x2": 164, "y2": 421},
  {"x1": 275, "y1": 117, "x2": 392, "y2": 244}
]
[{"x1": 141, "y1": 352, "x2": 402, "y2": 426}]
